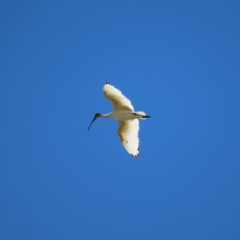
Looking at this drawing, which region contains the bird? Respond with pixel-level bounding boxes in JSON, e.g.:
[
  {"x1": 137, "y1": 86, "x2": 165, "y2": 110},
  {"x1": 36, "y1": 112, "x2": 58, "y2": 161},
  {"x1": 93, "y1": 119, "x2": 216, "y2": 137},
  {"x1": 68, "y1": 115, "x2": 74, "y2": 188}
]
[{"x1": 87, "y1": 82, "x2": 151, "y2": 157}]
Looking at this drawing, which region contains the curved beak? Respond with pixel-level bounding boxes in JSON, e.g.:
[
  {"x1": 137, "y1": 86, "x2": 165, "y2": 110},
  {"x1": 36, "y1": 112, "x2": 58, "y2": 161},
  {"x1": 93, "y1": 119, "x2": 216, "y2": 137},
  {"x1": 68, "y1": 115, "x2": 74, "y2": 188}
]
[{"x1": 87, "y1": 116, "x2": 97, "y2": 131}]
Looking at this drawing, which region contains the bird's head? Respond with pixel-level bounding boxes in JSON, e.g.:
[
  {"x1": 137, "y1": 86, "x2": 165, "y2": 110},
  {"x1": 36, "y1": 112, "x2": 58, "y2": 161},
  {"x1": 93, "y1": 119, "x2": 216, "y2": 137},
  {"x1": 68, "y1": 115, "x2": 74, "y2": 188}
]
[{"x1": 87, "y1": 113, "x2": 102, "y2": 131}]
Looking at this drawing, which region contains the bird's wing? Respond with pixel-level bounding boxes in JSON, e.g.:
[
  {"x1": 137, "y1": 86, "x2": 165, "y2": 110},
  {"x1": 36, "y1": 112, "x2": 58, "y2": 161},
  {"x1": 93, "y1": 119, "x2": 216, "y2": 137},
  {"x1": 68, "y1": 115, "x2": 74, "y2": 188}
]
[
  {"x1": 103, "y1": 82, "x2": 134, "y2": 111},
  {"x1": 117, "y1": 119, "x2": 140, "y2": 157}
]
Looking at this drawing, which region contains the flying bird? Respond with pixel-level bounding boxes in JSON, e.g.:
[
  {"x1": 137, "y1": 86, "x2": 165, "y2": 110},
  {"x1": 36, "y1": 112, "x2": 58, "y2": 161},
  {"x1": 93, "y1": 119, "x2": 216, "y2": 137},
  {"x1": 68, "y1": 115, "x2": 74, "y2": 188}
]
[{"x1": 88, "y1": 82, "x2": 151, "y2": 157}]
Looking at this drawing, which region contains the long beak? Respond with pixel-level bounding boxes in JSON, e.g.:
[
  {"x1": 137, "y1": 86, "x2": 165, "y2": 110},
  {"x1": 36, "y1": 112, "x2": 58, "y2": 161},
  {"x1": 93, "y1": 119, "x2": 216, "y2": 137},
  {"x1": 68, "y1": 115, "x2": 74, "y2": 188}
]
[{"x1": 87, "y1": 116, "x2": 97, "y2": 131}]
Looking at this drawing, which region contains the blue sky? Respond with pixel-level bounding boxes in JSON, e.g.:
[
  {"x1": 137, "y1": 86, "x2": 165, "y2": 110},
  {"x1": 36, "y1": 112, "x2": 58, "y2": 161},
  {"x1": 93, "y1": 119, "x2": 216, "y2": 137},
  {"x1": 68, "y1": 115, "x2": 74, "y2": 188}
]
[{"x1": 1, "y1": 1, "x2": 240, "y2": 239}]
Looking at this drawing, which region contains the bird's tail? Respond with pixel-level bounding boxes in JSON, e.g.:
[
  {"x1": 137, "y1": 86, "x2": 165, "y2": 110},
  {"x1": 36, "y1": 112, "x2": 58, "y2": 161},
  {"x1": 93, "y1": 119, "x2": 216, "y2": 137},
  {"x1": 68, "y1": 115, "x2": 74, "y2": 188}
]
[{"x1": 134, "y1": 111, "x2": 151, "y2": 119}]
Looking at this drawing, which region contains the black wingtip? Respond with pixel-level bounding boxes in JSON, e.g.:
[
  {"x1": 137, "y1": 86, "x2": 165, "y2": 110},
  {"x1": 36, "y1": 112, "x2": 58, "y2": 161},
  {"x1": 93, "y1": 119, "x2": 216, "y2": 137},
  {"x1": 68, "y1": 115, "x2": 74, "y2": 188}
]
[{"x1": 131, "y1": 153, "x2": 140, "y2": 157}]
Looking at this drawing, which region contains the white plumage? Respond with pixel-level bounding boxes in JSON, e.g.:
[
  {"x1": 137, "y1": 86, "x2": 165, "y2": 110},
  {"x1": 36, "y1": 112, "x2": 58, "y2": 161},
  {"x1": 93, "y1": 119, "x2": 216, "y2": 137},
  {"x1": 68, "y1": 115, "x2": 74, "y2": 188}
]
[
  {"x1": 117, "y1": 119, "x2": 139, "y2": 157},
  {"x1": 103, "y1": 83, "x2": 134, "y2": 111},
  {"x1": 88, "y1": 82, "x2": 150, "y2": 157}
]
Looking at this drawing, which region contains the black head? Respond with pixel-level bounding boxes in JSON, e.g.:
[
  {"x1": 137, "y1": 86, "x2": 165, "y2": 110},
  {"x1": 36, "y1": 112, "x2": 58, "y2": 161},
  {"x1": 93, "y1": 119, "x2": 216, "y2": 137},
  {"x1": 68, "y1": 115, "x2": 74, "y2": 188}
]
[
  {"x1": 87, "y1": 113, "x2": 102, "y2": 131},
  {"x1": 94, "y1": 113, "x2": 102, "y2": 118}
]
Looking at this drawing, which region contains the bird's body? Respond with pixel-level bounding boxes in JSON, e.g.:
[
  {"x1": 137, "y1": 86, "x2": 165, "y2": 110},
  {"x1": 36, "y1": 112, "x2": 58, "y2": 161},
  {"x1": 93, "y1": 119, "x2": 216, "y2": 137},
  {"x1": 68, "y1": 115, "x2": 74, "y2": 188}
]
[
  {"x1": 98, "y1": 110, "x2": 147, "y2": 121},
  {"x1": 88, "y1": 82, "x2": 151, "y2": 157}
]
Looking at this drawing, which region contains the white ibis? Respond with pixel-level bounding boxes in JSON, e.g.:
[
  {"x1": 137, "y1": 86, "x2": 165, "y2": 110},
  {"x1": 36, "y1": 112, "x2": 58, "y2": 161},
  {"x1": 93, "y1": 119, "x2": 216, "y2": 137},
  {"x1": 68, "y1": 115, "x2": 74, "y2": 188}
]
[{"x1": 88, "y1": 82, "x2": 151, "y2": 157}]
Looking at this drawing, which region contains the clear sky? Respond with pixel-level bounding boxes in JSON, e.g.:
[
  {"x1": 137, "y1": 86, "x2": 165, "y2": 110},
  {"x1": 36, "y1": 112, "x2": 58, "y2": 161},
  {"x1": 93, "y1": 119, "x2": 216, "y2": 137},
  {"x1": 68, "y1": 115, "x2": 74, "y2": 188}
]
[{"x1": 1, "y1": 1, "x2": 240, "y2": 239}]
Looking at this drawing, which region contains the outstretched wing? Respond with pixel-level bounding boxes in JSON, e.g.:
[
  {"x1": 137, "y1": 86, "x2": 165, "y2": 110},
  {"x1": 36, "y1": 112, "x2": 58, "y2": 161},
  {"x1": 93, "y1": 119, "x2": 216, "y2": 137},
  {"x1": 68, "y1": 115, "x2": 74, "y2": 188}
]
[
  {"x1": 117, "y1": 119, "x2": 140, "y2": 157},
  {"x1": 103, "y1": 82, "x2": 134, "y2": 111}
]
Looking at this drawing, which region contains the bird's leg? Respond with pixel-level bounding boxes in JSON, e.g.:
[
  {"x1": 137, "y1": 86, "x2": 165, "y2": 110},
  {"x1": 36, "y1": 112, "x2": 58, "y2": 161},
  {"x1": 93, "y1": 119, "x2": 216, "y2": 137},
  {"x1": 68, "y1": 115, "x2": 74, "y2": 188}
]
[{"x1": 133, "y1": 113, "x2": 151, "y2": 118}]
